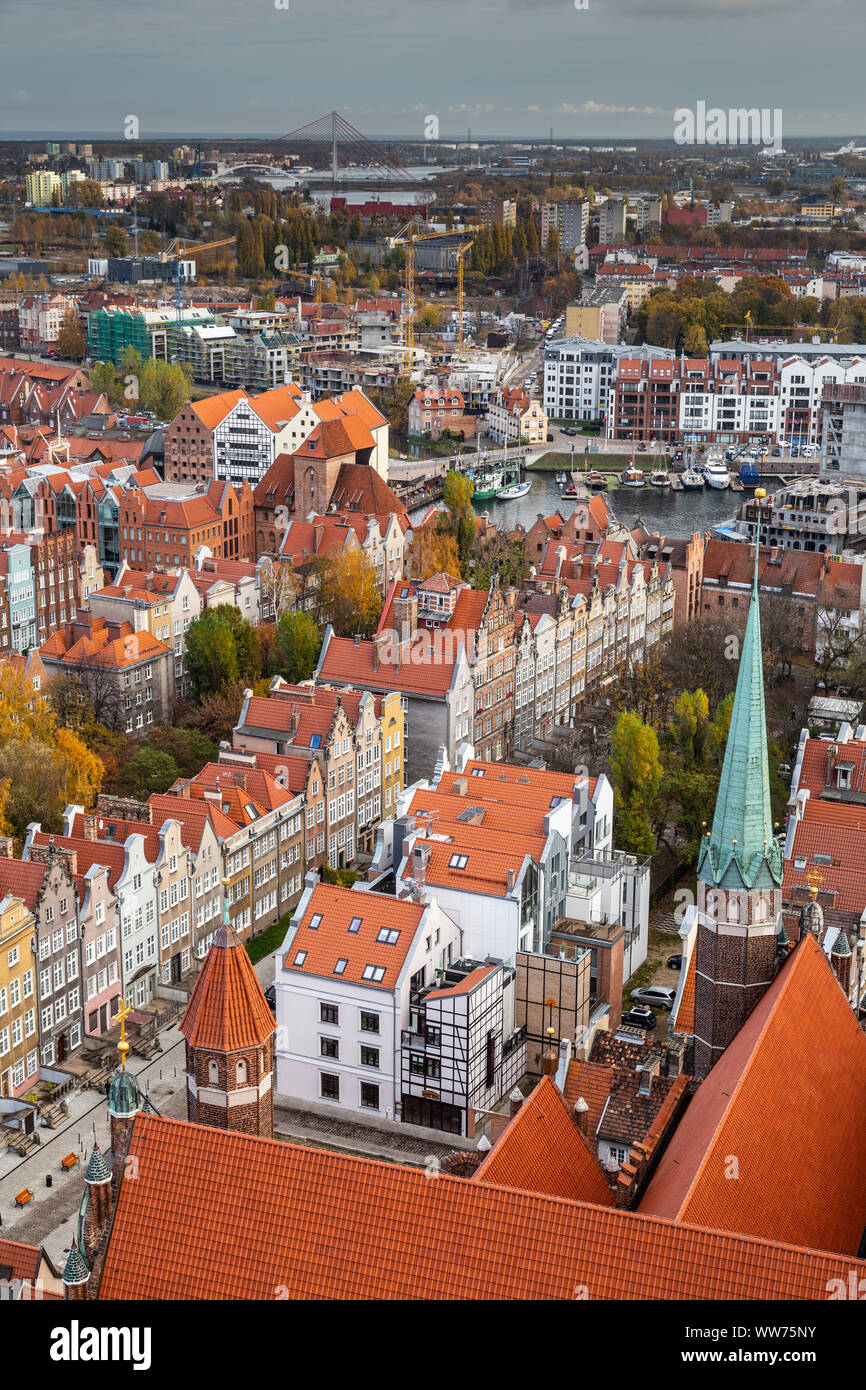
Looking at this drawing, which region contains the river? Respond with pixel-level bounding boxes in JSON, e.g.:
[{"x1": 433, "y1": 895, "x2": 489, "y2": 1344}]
[{"x1": 466, "y1": 473, "x2": 740, "y2": 537}]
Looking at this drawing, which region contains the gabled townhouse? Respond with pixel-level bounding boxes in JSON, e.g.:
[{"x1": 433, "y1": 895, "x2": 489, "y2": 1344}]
[
  {"x1": 408, "y1": 386, "x2": 467, "y2": 438},
  {"x1": 63, "y1": 797, "x2": 209, "y2": 991},
  {"x1": 164, "y1": 751, "x2": 306, "y2": 936},
  {"x1": 0, "y1": 845, "x2": 83, "y2": 1068},
  {"x1": 24, "y1": 832, "x2": 122, "y2": 1039},
  {"x1": 274, "y1": 880, "x2": 462, "y2": 1121},
  {"x1": 191, "y1": 552, "x2": 263, "y2": 625},
  {"x1": 486, "y1": 386, "x2": 548, "y2": 445},
  {"x1": 0, "y1": 886, "x2": 39, "y2": 1099},
  {"x1": 232, "y1": 679, "x2": 404, "y2": 866}
]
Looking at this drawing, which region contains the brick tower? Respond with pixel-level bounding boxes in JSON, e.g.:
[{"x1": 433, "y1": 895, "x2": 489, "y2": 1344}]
[
  {"x1": 693, "y1": 490, "x2": 784, "y2": 1078},
  {"x1": 179, "y1": 890, "x2": 276, "y2": 1137}
]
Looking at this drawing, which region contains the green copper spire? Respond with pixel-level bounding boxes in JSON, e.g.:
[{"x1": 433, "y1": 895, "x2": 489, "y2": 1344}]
[{"x1": 698, "y1": 491, "x2": 783, "y2": 891}]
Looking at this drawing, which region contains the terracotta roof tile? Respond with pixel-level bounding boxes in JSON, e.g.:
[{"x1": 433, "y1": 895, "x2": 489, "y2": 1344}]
[
  {"x1": 98, "y1": 1110, "x2": 866, "y2": 1300},
  {"x1": 640, "y1": 934, "x2": 866, "y2": 1255},
  {"x1": 180, "y1": 924, "x2": 275, "y2": 1053},
  {"x1": 473, "y1": 1076, "x2": 614, "y2": 1206},
  {"x1": 284, "y1": 883, "x2": 425, "y2": 991}
]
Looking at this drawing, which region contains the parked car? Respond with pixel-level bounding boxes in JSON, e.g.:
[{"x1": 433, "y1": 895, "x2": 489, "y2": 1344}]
[
  {"x1": 667, "y1": 954, "x2": 684, "y2": 971},
  {"x1": 630, "y1": 985, "x2": 676, "y2": 1012},
  {"x1": 771, "y1": 446, "x2": 782, "y2": 457},
  {"x1": 621, "y1": 1005, "x2": 657, "y2": 1030},
  {"x1": 637, "y1": 441, "x2": 647, "y2": 452},
  {"x1": 265, "y1": 984, "x2": 276, "y2": 1013},
  {"x1": 562, "y1": 426, "x2": 577, "y2": 436}
]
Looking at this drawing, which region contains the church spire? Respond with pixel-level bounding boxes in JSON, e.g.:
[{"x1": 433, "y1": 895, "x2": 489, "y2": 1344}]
[{"x1": 698, "y1": 488, "x2": 782, "y2": 892}]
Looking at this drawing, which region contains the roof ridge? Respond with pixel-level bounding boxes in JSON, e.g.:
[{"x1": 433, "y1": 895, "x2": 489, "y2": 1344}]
[{"x1": 675, "y1": 936, "x2": 810, "y2": 1219}]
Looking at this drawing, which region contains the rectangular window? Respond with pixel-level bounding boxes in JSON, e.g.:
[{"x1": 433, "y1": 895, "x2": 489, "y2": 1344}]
[
  {"x1": 320, "y1": 1036, "x2": 339, "y2": 1059},
  {"x1": 320, "y1": 1002, "x2": 339, "y2": 1025},
  {"x1": 320, "y1": 1072, "x2": 340, "y2": 1101},
  {"x1": 360, "y1": 1081, "x2": 379, "y2": 1110},
  {"x1": 360, "y1": 1011, "x2": 379, "y2": 1033},
  {"x1": 360, "y1": 1045, "x2": 379, "y2": 1068}
]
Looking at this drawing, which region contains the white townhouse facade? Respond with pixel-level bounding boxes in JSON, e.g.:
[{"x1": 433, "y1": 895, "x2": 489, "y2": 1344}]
[{"x1": 274, "y1": 881, "x2": 462, "y2": 1120}]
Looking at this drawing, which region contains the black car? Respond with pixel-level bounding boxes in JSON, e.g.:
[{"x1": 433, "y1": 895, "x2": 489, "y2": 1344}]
[
  {"x1": 667, "y1": 954, "x2": 684, "y2": 970},
  {"x1": 264, "y1": 983, "x2": 276, "y2": 1012},
  {"x1": 621, "y1": 1005, "x2": 657, "y2": 1030},
  {"x1": 562, "y1": 426, "x2": 577, "y2": 436}
]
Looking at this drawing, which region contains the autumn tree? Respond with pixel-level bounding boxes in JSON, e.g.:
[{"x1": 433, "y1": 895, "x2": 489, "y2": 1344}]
[
  {"x1": 313, "y1": 550, "x2": 383, "y2": 637},
  {"x1": 403, "y1": 525, "x2": 461, "y2": 581},
  {"x1": 258, "y1": 555, "x2": 298, "y2": 621},
  {"x1": 56, "y1": 309, "x2": 86, "y2": 361}
]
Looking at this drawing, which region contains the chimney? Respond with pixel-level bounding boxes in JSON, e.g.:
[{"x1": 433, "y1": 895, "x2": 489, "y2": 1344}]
[
  {"x1": 509, "y1": 1087, "x2": 524, "y2": 1118},
  {"x1": 506, "y1": 867, "x2": 516, "y2": 893},
  {"x1": 453, "y1": 776, "x2": 468, "y2": 798},
  {"x1": 573, "y1": 1095, "x2": 589, "y2": 1139},
  {"x1": 637, "y1": 1055, "x2": 660, "y2": 1097},
  {"x1": 393, "y1": 590, "x2": 418, "y2": 643},
  {"x1": 412, "y1": 842, "x2": 431, "y2": 880},
  {"x1": 0, "y1": 837, "x2": 13, "y2": 858},
  {"x1": 83, "y1": 815, "x2": 98, "y2": 842},
  {"x1": 353, "y1": 632, "x2": 361, "y2": 646}
]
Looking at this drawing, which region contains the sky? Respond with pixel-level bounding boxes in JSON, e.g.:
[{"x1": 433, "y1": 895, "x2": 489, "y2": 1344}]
[{"x1": 0, "y1": 0, "x2": 862, "y2": 142}]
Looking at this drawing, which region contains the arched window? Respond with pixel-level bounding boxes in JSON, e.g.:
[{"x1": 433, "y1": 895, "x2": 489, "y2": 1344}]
[
  {"x1": 208, "y1": 1059, "x2": 219, "y2": 1085},
  {"x1": 237, "y1": 1058, "x2": 248, "y2": 1084}
]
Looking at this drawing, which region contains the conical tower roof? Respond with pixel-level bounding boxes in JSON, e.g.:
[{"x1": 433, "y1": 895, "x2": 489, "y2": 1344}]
[
  {"x1": 62, "y1": 1245, "x2": 90, "y2": 1286},
  {"x1": 84, "y1": 1146, "x2": 112, "y2": 1185},
  {"x1": 698, "y1": 507, "x2": 783, "y2": 892},
  {"x1": 180, "y1": 920, "x2": 275, "y2": 1053}
]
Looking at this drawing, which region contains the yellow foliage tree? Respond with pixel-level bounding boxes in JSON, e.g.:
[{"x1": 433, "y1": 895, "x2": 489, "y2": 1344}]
[
  {"x1": 403, "y1": 526, "x2": 461, "y2": 582},
  {"x1": 314, "y1": 549, "x2": 383, "y2": 637},
  {"x1": 54, "y1": 726, "x2": 104, "y2": 810}
]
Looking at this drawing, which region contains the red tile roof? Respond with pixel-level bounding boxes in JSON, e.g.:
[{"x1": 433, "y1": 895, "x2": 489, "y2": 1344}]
[
  {"x1": 284, "y1": 883, "x2": 425, "y2": 991},
  {"x1": 180, "y1": 924, "x2": 275, "y2": 1053},
  {"x1": 473, "y1": 1076, "x2": 614, "y2": 1206},
  {"x1": 640, "y1": 934, "x2": 866, "y2": 1255},
  {"x1": 0, "y1": 1238, "x2": 40, "y2": 1283},
  {"x1": 97, "y1": 1110, "x2": 866, "y2": 1300}
]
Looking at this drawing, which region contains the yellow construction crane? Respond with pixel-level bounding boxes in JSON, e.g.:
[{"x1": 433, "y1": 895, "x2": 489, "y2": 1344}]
[
  {"x1": 717, "y1": 309, "x2": 841, "y2": 345},
  {"x1": 389, "y1": 224, "x2": 480, "y2": 371},
  {"x1": 456, "y1": 241, "x2": 474, "y2": 352}
]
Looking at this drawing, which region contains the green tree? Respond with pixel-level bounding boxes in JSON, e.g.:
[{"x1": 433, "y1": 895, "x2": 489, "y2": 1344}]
[
  {"x1": 103, "y1": 225, "x2": 128, "y2": 257},
  {"x1": 609, "y1": 711, "x2": 663, "y2": 857},
  {"x1": 271, "y1": 610, "x2": 322, "y2": 682},
  {"x1": 184, "y1": 607, "x2": 261, "y2": 702},
  {"x1": 138, "y1": 359, "x2": 191, "y2": 420},
  {"x1": 116, "y1": 747, "x2": 182, "y2": 800},
  {"x1": 138, "y1": 229, "x2": 162, "y2": 254}
]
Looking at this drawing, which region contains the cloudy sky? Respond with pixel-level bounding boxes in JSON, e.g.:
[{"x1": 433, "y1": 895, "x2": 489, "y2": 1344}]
[{"x1": 0, "y1": 0, "x2": 862, "y2": 141}]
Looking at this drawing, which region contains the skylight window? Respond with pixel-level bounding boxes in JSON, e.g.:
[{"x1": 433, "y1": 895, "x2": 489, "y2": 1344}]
[
  {"x1": 362, "y1": 964, "x2": 386, "y2": 982},
  {"x1": 348, "y1": 916, "x2": 362, "y2": 933},
  {"x1": 376, "y1": 927, "x2": 400, "y2": 944},
  {"x1": 294, "y1": 950, "x2": 307, "y2": 965},
  {"x1": 470, "y1": 768, "x2": 484, "y2": 777},
  {"x1": 449, "y1": 854, "x2": 468, "y2": 870},
  {"x1": 310, "y1": 734, "x2": 322, "y2": 749},
  {"x1": 309, "y1": 913, "x2": 322, "y2": 930},
  {"x1": 334, "y1": 958, "x2": 348, "y2": 975}
]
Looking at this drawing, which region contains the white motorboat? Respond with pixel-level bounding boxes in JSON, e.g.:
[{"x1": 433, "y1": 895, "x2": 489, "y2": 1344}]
[
  {"x1": 704, "y1": 458, "x2": 732, "y2": 489},
  {"x1": 497, "y1": 479, "x2": 532, "y2": 499}
]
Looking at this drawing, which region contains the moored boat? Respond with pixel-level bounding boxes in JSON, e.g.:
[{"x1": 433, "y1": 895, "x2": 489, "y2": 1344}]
[
  {"x1": 619, "y1": 464, "x2": 645, "y2": 487},
  {"x1": 497, "y1": 479, "x2": 531, "y2": 499}
]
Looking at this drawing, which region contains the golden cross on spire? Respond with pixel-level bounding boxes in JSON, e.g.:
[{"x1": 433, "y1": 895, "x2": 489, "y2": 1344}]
[
  {"x1": 806, "y1": 866, "x2": 824, "y2": 900},
  {"x1": 113, "y1": 996, "x2": 134, "y2": 1071}
]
